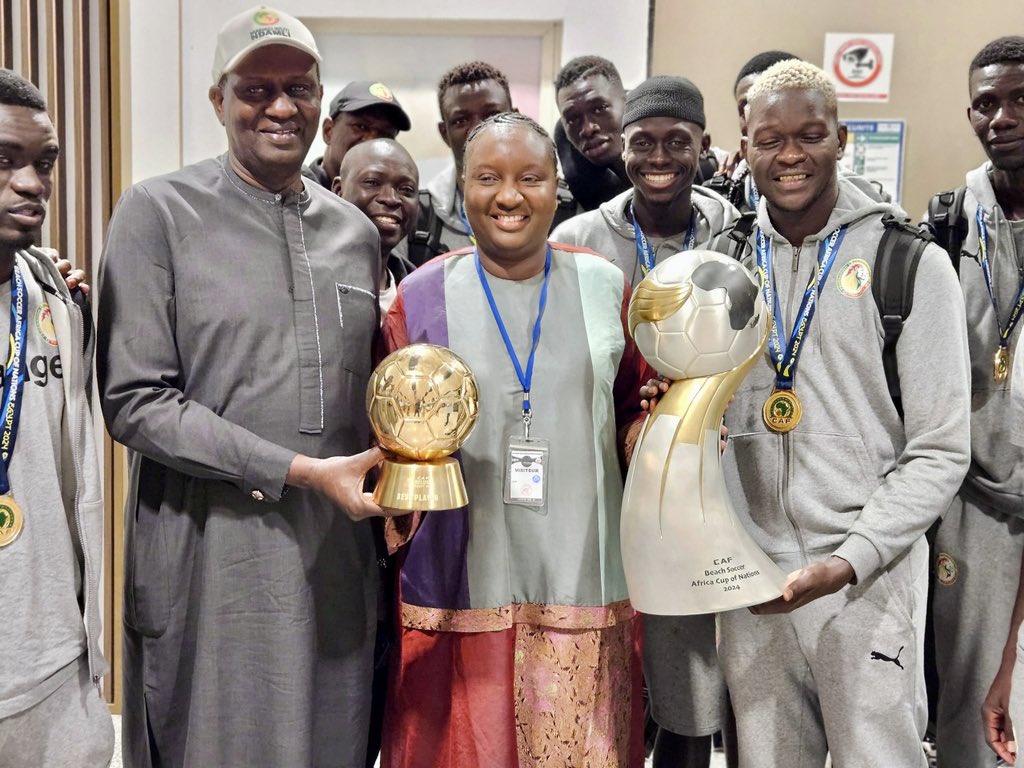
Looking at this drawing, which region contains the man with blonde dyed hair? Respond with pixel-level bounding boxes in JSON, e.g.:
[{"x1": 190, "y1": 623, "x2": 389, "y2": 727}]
[{"x1": 712, "y1": 59, "x2": 971, "y2": 766}]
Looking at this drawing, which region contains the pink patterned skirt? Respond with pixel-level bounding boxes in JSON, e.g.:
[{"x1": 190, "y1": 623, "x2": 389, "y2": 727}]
[{"x1": 382, "y1": 615, "x2": 644, "y2": 768}]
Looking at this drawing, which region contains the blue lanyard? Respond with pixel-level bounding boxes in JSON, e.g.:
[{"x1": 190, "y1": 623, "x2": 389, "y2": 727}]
[
  {"x1": 456, "y1": 190, "x2": 476, "y2": 245},
  {"x1": 976, "y1": 206, "x2": 1024, "y2": 350},
  {"x1": 756, "y1": 225, "x2": 848, "y2": 388},
  {"x1": 0, "y1": 263, "x2": 28, "y2": 495},
  {"x1": 748, "y1": 175, "x2": 760, "y2": 212},
  {"x1": 630, "y1": 204, "x2": 697, "y2": 276},
  {"x1": 475, "y1": 246, "x2": 552, "y2": 432}
]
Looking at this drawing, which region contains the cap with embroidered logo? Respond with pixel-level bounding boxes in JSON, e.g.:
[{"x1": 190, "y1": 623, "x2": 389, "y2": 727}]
[
  {"x1": 212, "y1": 6, "x2": 321, "y2": 85},
  {"x1": 328, "y1": 81, "x2": 411, "y2": 131}
]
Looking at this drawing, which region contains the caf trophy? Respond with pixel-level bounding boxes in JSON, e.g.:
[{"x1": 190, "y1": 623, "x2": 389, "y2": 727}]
[
  {"x1": 622, "y1": 250, "x2": 788, "y2": 615},
  {"x1": 367, "y1": 344, "x2": 479, "y2": 511}
]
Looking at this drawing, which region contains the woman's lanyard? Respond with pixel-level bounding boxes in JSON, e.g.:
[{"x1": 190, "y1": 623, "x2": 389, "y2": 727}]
[{"x1": 475, "y1": 246, "x2": 552, "y2": 438}]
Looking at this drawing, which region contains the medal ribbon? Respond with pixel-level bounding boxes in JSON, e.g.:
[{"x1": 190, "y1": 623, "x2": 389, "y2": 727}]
[
  {"x1": 976, "y1": 206, "x2": 1024, "y2": 351},
  {"x1": 456, "y1": 190, "x2": 476, "y2": 245},
  {"x1": 748, "y1": 176, "x2": 760, "y2": 212},
  {"x1": 475, "y1": 246, "x2": 552, "y2": 431},
  {"x1": 0, "y1": 263, "x2": 28, "y2": 495},
  {"x1": 630, "y1": 204, "x2": 697, "y2": 276},
  {"x1": 756, "y1": 225, "x2": 848, "y2": 389}
]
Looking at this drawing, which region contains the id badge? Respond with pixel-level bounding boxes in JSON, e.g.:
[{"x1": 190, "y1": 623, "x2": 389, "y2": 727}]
[{"x1": 504, "y1": 436, "x2": 549, "y2": 510}]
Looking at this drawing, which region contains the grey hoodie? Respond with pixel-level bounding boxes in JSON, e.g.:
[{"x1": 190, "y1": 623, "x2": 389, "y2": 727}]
[
  {"x1": 21, "y1": 248, "x2": 107, "y2": 687},
  {"x1": 550, "y1": 186, "x2": 739, "y2": 287},
  {"x1": 723, "y1": 177, "x2": 971, "y2": 581},
  {"x1": 928, "y1": 164, "x2": 1024, "y2": 515}
]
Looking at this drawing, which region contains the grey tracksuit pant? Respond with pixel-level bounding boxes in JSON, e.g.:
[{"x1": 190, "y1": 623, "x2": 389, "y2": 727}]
[
  {"x1": 933, "y1": 495, "x2": 1024, "y2": 768},
  {"x1": 643, "y1": 612, "x2": 726, "y2": 736},
  {"x1": 718, "y1": 540, "x2": 929, "y2": 768},
  {"x1": 0, "y1": 655, "x2": 114, "y2": 768}
]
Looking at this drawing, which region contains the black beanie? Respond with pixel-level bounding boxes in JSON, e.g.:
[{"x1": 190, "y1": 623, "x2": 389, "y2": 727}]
[{"x1": 622, "y1": 75, "x2": 705, "y2": 130}]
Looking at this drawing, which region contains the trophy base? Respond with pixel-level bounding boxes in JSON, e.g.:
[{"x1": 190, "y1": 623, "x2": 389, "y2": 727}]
[
  {"x1": 626, "y1": 551, "x2": 789, "y2": 616},
  {"x1": 373, "y1": 457, "x2": 468, "y2": 511},
  {"x1": 622, "y1": 412, "x2": 789, "y2": 616}
]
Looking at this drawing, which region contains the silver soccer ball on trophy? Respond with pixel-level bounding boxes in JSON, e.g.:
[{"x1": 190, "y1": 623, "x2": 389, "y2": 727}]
[{"x1": 630, "y1": 250, "x2": 767, "y2": 378}]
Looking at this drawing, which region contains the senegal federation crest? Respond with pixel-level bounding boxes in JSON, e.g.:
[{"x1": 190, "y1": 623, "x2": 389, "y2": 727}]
[
  {"x1": 253, "y1": 10, "x2": 280, "y2": 25},
  {"x1": 369, "y1": 82, "x2": 394, "y2": 102},
  {"x1": 36, "y1": 304, "x2": 57, "y2": 346},
  {"x1": 837, "y1": 258, "x2": 871, "y2": 298},
  {"x1": 935, "y1": 552, "x2": 958, "y2": 586}
]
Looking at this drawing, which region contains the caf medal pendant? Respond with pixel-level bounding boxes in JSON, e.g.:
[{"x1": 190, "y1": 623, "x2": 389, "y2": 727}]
[
  {"x1": 994, "y1": 347, "x2": 1011, "y2": 383},
  {"x1": 0, "y1": 495, "x2": 23, "y2": 547},
  {"x1": 763, "y1": 389, "x2": 803, "y2": 433}
]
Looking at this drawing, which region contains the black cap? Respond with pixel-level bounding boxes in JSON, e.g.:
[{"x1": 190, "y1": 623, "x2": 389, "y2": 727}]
[
  {"x1": 622, "y1": 76, "x2": 705, "y2": 130},
  {"x1": 328, "y1": 81, "x2": 411, "y2": 131}
]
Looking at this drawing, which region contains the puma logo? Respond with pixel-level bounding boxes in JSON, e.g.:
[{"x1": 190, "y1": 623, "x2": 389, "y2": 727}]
[{"x1": 870, "y1": 646, "x2": 904, "y2": 670}]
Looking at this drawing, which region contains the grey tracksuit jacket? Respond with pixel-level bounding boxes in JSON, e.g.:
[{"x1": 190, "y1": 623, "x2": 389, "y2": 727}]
[
  {"x1": 723, "y1": 178, "x2": 972, "y2": 582},
  {"x1": 550, "y1": 186, "x2": 739, "y2": 287},
  {"x1": 936, "y1": 164, "x2": 1024, "y2": 515},
  {"x1": 22, "y1": 248, "x2": 107, "y2": 687}
]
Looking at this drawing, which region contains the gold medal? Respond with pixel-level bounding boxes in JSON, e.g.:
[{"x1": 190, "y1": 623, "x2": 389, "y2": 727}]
[
  {"x1": 994, "y1": 347, "x2": 1011, "y2": 383},
  {"x1": 763, "y1": 389, "x2": 803, "y2": 433},
  {"x1": 0, "y1": 495, "x2": 23, "y2": 547}
]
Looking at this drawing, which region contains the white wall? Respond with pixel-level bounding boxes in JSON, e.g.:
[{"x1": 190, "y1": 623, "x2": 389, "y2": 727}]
[
  {"x1": 304, "y1": 20, "x2": 551, "y2": 186},
  {"x1": 127, "y1": 1, "x2": 183, "y2": 182},
  {"x1": 125, "y1": 0, "x2": 650, "y2": 183}
]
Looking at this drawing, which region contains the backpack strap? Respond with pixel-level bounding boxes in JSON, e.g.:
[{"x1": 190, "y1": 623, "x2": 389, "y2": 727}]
[
  {"x1": 702, "y1": 168, "x2": 750, "y2": 210},
  {"x1": 709, "y1": 211, "x2": 757, "y2": 262},
  {"x1": 873, "y1": 214, "x2": 933, "y2": 419},
  {"x1": 549, "y1": 181, "x2": 579, "y2": 233},
  {"x1": 702, "y1": 174, "x2": 736, "y2": 208},
  {"x1": 407, "y1": 190, "x2": 447, "y2": 267},
  {"x1": 925, "y1": 185, "x2": 967, "y2": 274}
]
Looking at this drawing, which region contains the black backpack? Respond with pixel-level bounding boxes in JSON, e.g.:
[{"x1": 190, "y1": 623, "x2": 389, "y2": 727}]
[
  {"x1": 703, "y1": 168, "x2": 749, "y2": 211},
  {"x1": 925, "y1": 186, "x2": 968, "y2": 271},
  {"x1": 407, "y1": 191, "x2": 450, "y2": 268},
  {"x1": 711, "y1": 211, "x2": 934, "y2": 418}
]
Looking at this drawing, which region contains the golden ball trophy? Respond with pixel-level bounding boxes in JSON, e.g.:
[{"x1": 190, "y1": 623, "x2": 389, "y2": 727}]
[
  {"x1": 622, "y1": 250, "x2": 788, "y2": 615},
  {"x1": 367, "y1": 343, "x2": 479, "y2": 510}
]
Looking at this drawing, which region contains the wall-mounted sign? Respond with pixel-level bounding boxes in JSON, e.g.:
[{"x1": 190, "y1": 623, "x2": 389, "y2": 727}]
[
  {"x1": 824, "y1": 33, "x2": 894, "y2": 102},
  {"x1": 839, "y1": 119, "x2": 905, "y2": 204}
]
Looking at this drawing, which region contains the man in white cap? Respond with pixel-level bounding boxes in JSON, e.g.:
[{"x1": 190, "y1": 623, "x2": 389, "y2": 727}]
[{"x1": 97, "y1": 7, "x2": 389, "y2": 767}]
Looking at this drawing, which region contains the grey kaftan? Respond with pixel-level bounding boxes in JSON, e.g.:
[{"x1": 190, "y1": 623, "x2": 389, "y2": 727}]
[{"x1": 97, "y1": 157, "x2": 382, "y2": 768}]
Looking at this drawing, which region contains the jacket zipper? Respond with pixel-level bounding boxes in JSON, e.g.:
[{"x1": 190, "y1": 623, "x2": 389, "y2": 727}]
[
  {"x1": 780, "y1": 238, "x2": 808, "y2": 563},
  {"x1": 66, "y1": 293, "x2": 96, "y2": 683}
]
